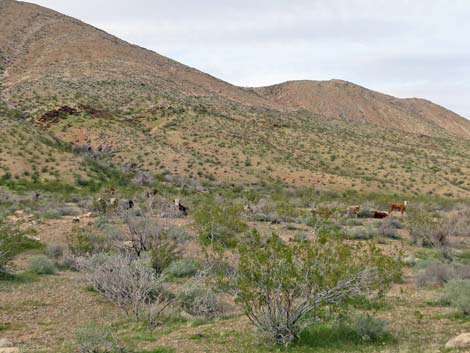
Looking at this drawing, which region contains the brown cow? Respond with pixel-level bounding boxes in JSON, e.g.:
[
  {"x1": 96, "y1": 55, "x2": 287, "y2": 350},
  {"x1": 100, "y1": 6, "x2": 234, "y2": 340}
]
[
  {"x1": 389, "y1": 201, "x2": 408, "y2": 215},
  {"x1": 374, "y1": 210, "x2": 389, "y2": 219}
]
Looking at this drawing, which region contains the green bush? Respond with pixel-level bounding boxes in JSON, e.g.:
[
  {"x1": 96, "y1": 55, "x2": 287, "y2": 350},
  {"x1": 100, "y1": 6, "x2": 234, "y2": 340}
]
[
  {"x1": 357, "y1": 208, "x2": 374, "y2": 219},
  {"x1": 231, "y1": 231, "x2": 401, "y2": 345},
  {"x1": 344, "y1": 227, "x2": 376, "y2": 240},
  {"x1": 443, "y1": 280, "x2": 470, "y2": 316},
  {"x1": 349, "y1": 315, "x2": 389, "y2": 342},
  {"x1": 149, "y1": 232, "x2": 179, "y2": 275},
  {"x1": 178, "y1": 280, "x2": 225, "y2": 319},
  {"x1": 0, "y1": 221, "x2": 41, "y2": 271},
  {"x1": 76, "y1": 323, "x2": 127, "y2": 353},
  {"x1": 193, "y1": 197, "x2": 247, "y2": 248},
  {"x1": 46, "y1": 242, "x2": 64, "y2": 259},
  {"x1": 165, "y1": 258, "x2": 200, "y2": 278},
  {"x1": 66, "y1": 225, "x2": 110, "y2": 256},
  {"x1": 28, "y1": 255, "x2": 56, "y2": 275}
]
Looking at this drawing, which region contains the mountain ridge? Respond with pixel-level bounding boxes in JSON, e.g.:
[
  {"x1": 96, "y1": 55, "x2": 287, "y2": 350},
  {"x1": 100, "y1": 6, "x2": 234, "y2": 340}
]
[{"x1": 1, "y1": 0, "x2": 470, "y2": 138}]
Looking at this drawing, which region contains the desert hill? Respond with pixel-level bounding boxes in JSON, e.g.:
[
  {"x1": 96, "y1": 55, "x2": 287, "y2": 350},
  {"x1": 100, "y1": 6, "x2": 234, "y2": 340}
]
[
  {"x1": 251, "y1": 80, "x2": 470, "y2": 138},
  {"x1": 1, "y1": 0, "x2": 470, "y2": 138},
  {"x1": 1, "y1": 0, "x2": 470, "y2": 196}
]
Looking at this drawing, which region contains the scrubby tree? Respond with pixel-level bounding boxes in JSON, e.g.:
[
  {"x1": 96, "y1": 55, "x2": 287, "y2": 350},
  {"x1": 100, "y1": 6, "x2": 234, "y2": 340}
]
[
  {"x1": 193, "y1": 196, "x2": 247, "y2": 248},
  {"x1": 232, "y1": 232, "x2": 401, "y2": 345}
]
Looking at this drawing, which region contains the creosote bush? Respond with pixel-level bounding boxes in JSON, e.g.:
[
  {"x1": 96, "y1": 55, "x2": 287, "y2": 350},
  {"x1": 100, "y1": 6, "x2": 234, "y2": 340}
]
[
  {"x1": 165, "y1": 258, "x2": 200, "y2": 278},
  {"x1": 66, "y1": 225, "x2": 110, "y2": 256},
  {"x1": 0, "y1": 220, "x2": 41, "y2": 272},
  {"x1": 443, "y1": 280, "x2": 470, "y2": 316},
  {"x1": 46, "y1": 242, "x2": 64, "y2": 259},
  {"x1": 231, "y1": 231, "x2": 401, "y2": 345},
  {"x1": 28, "y1": 255, "x2": 56, "y2": 274},
  {"x1": 349, "y1": 315, "x2": 389, "y2": 342},
  {"x1": 193, "y1": 196, "x2": 247, "y2": 248},
  {"x1": 76, "y1": 323, "x2": 127, "y2": 353},
  {"x1": 149, "y1": 232, "x2": 179, "y2": 275},
  {"x1": 179, "y1": 278, "x2": 225, "y2": 319},
  {"x1": 416, "y1": 261, "x2": 470, "y2": 288}
]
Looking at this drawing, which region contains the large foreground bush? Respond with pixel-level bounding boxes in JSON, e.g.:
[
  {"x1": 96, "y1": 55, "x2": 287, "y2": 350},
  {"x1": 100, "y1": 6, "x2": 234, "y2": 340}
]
[{"x1": 232, "y1": 232, "x2": 401, "y2": 345}]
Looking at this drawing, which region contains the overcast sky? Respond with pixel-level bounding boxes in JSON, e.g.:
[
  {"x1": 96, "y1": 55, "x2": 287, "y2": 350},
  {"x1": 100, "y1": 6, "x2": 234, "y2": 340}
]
[{"x1": 29, "y1": 0, "x2": 470, "y2": 118}]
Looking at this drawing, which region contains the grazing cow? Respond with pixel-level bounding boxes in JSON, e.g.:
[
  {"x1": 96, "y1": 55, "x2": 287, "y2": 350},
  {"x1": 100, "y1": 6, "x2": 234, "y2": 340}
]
[
  {"x1": 72, "y1": 216, "x2": 80, "y2": 223},
  {"x1": 175, "y1": 199, "x2": 188, "y2": 216},
  {"x1": 389, "y1": 201, "x2": 408, "y2": 215},
  {"x1": 127, "y1": 199, "x2": 134, "y2": 209},
  {"x1": 374, "y1": 211, "x2": 389, "y2": 219},
  {"x1": 346, "y1": 205, "x2": 360, "y2": 218}
]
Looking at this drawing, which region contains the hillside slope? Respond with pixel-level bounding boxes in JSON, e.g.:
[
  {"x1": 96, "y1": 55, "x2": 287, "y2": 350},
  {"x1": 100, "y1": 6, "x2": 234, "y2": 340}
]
[
  {"x1": 1, "y1": 0, "x2": 470, "y2": 138},
  {"x1": 0, "y1": 0, "x2": 470, "y2": 197},
  {"x1": 251, "y1": 80, "x2": 470, "y2": 138}
]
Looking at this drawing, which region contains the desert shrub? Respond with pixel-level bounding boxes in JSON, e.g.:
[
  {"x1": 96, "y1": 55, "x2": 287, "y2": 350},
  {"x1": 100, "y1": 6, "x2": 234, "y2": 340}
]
[
  {"x1": 76, "y1": 323, "x2": 127, "y2": 353},
  {"x1": 231, "y1": 231, "x2": 401, "y2": 345},
  {"x1": 408, "y1": 207, "x2": 454, "y2": 258},
  {"x1": 416, "y1": 262, "x2": 470, "y2": 287},
  {"x1": 275, "y1": 201, "x2": 301, "y2": 222},
  {"x1": 443, "y1": 280, "x2": 470, "y2": 316},
  {"x1": 357, "y1": 208, "x2": 374, "y2": 219},
  {"x1": 0, "y1": 220, "x2": 41, "y2": 272},
  {"x1": 82, "y1": 254, "x2": 171, "y2": 320},
  {"x1": 165, "y1": 258, "x2": 201, "y2": 278},
  {"x1": 46, "y1": 242, "x2": 64, "y2": 259},
  {"x1": 378, "y1": 225, "x2": 400, "y2": 239},
  {"x1": 179, "y1": 279, "x2": 225, "y2": 319},
  {"x1": 149, "y1": 232, "x2": 179, "y2": 275},
  {"x1": 124, "y1": 214, "x2": 162, "y2": 257},
  {"x1": 193, "y1": 196, "x2": 247, "y2": 248},
  {"x1": 66, "y1": 225, "x2": 111, "y2": 256},
  {"x1": 42, "y1": 205, "x2": 80, "y2": 219},
  {"x1": 344, "y1": 226, "x2": 376, "y2": 240},
  {"x1": 381, "y1": 216, "x2": 402, "y2": 230},
  {"x1": 166, "y1": 226, "x2": 190, "y2": 242},
  {"x1": 342, "y1": 218, "x2": 363, "y2": 227},
  {"x1": 349, "y1": 315, "x2": 389, "y2": 342},
  {"x1": 43, "y1": 208, "x2": 63, "y2": 219},
  {"x1": 28, "y1": 255, "x2": 56, "y2": 275}
]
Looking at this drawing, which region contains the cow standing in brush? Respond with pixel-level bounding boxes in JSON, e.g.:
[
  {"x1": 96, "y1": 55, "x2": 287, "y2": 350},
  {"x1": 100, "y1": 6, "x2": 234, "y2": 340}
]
[
  {"x1": 389, "y1": 201, "x2": 408, "y2": 215},
  {"x1": 175, "y1": 199, "x2": 188, "y2": 216}
]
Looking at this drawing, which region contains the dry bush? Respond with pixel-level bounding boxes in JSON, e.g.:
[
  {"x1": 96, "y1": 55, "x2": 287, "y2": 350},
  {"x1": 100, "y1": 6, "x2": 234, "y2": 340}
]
[
  {"x1": 416, "y1": 261, "x2": 470, "y2": 288},
  {"x1": 46, "y1": 242, "x2": 64, "y2": 259},
  {"x1": 75, "y1": 323, "x2": 127, "y2": 353},
  {"x1": 179, "y1": 278, "x2": 226, "y2": 319},
  {"x1": 443, "y1": 280, "x2": 470, "y2": 316},
  {"x1": 124, "y1": 213, "x2": 162, "y2": 257},
  {"x1": 81, "y1": 254, "x2": 172, "y2": 320}
]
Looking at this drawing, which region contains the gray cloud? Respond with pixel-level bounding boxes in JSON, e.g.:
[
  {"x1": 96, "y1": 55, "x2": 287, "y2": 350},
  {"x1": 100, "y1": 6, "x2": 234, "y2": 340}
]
[{"x1": 28, "y1": 0, "x2": 470, "y2": 118}]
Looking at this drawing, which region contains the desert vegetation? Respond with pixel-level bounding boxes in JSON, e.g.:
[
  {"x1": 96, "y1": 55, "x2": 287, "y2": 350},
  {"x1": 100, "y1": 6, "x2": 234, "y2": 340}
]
[{"x1": 1, "y1": 176, "x2": 469, "y2": 353}]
